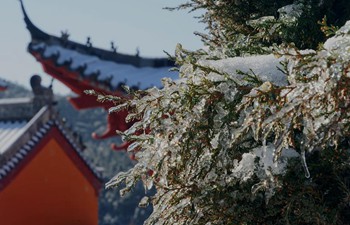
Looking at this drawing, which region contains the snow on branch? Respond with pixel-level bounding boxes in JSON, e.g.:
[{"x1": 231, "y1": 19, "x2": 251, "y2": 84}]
[{"x1": 105, "y1": 19, "x2": 350, "y2": 224}]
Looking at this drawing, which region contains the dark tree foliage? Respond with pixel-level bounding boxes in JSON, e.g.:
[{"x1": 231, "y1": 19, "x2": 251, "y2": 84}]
[
  {"x1": 171, "y1": 0, "x2": 350, "y2": 53},
  {"x1": 166, "y1": 1, "x2": 350, "y2": 223},
  {"x1": 75, "y1": 1, "x2": 350, "y2": 224},
  {"x1": 292, "y1": 0, "x2": 350, "y2": 48}
]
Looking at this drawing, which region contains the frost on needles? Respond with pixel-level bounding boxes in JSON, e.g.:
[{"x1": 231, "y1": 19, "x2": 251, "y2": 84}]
[{"x1": 102, "y1": 2, "x2": 350, "y2": 225}]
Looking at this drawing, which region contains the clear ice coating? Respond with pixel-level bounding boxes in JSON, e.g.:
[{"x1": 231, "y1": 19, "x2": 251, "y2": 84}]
[
  {"x1": 301, "y1": 150, "x2": 310, "y2": 178},
  {"x1": 104, "y1": 17, "x2": 350, "y2": 225}
]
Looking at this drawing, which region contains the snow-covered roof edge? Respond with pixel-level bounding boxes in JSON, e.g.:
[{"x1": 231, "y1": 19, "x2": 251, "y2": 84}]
[
  {"x1": 20, "y1": 0, "x2": 174, "y2": 69},
  {"x1": 0, "y1": 102, "x2": 103, "y2": 185}
]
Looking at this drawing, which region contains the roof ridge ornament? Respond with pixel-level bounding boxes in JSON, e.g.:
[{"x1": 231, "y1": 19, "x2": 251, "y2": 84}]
[
  {"x1": 86, "y1": 36, "x2": 92, "y2": 47},
  {"x1": 30, "y1": 74, "x2": 55, "y2": 110},
  {"x1": 136, "y1": 47, "x2": 140, "y2": 57},
  {"x1": 60, "y1": 30, "x2": 70, "y2": 42},
  {"x1": 110, "y1": 41, "x2": 117, "y2": 53}
]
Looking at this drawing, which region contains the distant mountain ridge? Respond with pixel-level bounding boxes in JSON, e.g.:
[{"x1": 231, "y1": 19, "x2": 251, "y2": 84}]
[{"x1": 0, "y1": 79, "x2": 31, "y2": 98}]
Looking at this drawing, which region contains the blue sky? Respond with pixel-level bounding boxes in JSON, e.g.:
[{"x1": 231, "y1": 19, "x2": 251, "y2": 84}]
[{"x1": 0, "y1": 0, "x2": 205, "y2": 95}]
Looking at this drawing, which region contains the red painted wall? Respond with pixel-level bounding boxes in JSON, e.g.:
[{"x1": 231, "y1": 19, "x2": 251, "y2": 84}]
[{"x1": 0, "y1": 138, "x2": 99, "y2": 225}]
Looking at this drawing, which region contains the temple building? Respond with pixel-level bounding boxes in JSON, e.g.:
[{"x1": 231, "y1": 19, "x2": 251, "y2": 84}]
[
  {"x1": 20, "y1": 0, "x2": 176, "y2": 148},
  {"x1": 0, "y1": 78, "x2": 8, "y2": 91},
  {"x1": 0, "y1": 78, "x2": 102, "y2": 225}
]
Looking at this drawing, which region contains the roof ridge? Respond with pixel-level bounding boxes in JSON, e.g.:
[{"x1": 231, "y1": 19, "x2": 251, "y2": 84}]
[
  {"x1": 0, "y1": 106, "x2": 52, "y2": 162},
  {"x1": 0, "y1": 107, "x2": 103, "y2": 183},
  {"x1": 21, "y1": 1, "x2": 174, "y2": 68}
]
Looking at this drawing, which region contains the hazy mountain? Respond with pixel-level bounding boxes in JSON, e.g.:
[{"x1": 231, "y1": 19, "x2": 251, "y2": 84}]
[{"x1": 0, "y1": 80, "x2": 31, "y2": 98}]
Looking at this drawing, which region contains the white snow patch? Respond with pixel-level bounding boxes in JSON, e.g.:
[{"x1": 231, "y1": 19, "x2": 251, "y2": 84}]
[
  {"x1": 278, "y1": 3, "x2": 303, "y2": 19},
  {"x1": 31, "y1": 42, "x2": 46, "y2": 50},
  {"x1": 0, "y1": 121, "x2": 28, "y2": 154},
  {"x1": 232, "y1": 144, "x2": 299, "y2": 182},
  {"x1": 199, "y1": 54, "x2": 288, "y2": 86},
  {"x1": 254, "y1": 145, "x2": 299, "y2": 177},
  {"x1": 35, "y1": 43, "x2": 177, "y2": 90},
  {"x1": 324, "y1": 36, "x2": 350, "y2": 51},
  {"x1": 324, "y1": 21, "x2": 350, "y2": 50},
  {"x1": 232, "y1": 153, "x2": 256, "y2": 182}
]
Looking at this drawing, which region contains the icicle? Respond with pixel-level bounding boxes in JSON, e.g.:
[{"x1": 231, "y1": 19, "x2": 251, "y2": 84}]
[
  {"x1": 262, "y1": 138, "x2": 267, "y2": 158},
  {"x1": 301, "y1": 150, "x2": 310, "y2": 178}
]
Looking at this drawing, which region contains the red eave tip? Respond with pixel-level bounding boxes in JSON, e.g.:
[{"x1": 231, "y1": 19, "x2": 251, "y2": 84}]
[{"x1": 0, "y1": 86, "x2": 7, "y2": 91}]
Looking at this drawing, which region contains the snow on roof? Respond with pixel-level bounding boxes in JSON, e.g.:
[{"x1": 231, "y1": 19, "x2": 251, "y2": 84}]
[
  {"x1": 199, "y1": 54, "x2": 288, "y2": 86},
  {"x1": 33, "y1": 43, "x2": 176, "y2": 90},
  {"x1": 0, "y1": 97, "x2": 32, "y2": 105},
  {"x1": 0, "y1": 121, "x2": 27, "y2": 154},
  {"x1": 0, "y1": 104, "x2": 102, "y2": 182}
]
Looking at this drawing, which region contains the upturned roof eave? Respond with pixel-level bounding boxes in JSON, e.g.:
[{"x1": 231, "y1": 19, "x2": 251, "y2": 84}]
[
  {"x1": 20, "y1": 0, "x2": 174, "y2": 68},
  {"x1": 20, "y1": 0, "x2": 50, "y2": 41}
]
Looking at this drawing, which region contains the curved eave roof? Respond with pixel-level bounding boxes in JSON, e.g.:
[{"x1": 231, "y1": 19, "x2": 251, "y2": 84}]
[
  {"x1": 20, "y1": 0, "x2": 174, "y2": 68},
  {"x1": 28, "y1": 43, "x2": 175, "y2": 92},
  {"x1": 21, "y1": 0, "x2": 177, "y2": 93}
]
